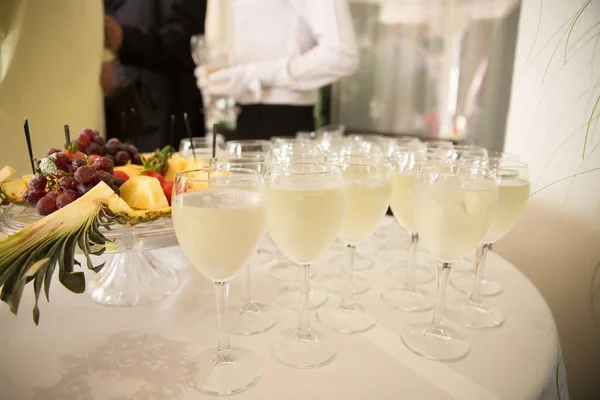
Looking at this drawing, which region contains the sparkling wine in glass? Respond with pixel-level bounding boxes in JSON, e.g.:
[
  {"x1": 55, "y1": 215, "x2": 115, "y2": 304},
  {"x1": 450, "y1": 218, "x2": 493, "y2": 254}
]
[
  {"x1": 172, "y1": 168, "x2": 265, "y2": 395},
  {"x1": 265, "y1": 162, "x2": 345, "y2": 368},
  {"x1": 210, "y1": 156, "x2": 277, "y2": 335},
  {"x1": 317, "y1": 155, "x2": 392, "y2": 333},
  {"x1": 381, "y1": 151, "x2": 443, "y2": 312},
  {"x1": 401, "y1": 162, "x2": 497, "y2": 361},
  {"x1": 446, "y1": 160, "x2": 529, "y2": 328}
]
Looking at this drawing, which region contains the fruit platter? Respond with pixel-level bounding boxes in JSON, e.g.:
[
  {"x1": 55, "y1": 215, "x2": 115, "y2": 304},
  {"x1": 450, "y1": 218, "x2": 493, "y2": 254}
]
[{"x1": 0, "y1": 128, "x2": 209, "y2": 322}]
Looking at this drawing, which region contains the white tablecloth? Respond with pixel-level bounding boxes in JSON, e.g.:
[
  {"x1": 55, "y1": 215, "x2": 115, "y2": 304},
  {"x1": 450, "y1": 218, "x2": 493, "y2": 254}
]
[{"x1": 0, "y1": 217, "x2": 568, "y2": 400}]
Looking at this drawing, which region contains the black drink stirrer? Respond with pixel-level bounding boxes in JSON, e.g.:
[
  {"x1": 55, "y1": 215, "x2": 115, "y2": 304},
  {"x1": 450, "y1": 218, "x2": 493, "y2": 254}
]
[
  {"x1": 64, "y1": 125, "x2": 71, "y2": 145},
  {"x1": 212, "y1": 123, "x2": 217, "y2": 159},
  {"x1": 183, "y1": 113, "x2": 196, "y2": 162},
  {"x1": 23, "y1": 120, "x2": 35, "y2": 174}
]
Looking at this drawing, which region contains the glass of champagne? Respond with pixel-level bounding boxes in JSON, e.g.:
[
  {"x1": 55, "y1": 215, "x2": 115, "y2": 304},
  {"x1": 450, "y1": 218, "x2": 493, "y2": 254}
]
[
  {"x1": 210, "y1": 156, "x2": 278, "y2": 335},
  {"x1": 451, "y1": 153, "x2": 521, "y2": 292},
  {"x1": 265, "y1": 162, "x2": 345, "y2": 368},
  {"x1": 402, "y1": 162, "x2": 498, "y2": 361},
  {"x1": 446, "y1": 160, "x2": 529, "y2": 328},
  {"x1": 382, "y1": 151, "x2": 441, "y2": 311},
  {"x1": 317, "y1": 155, "x2": 392, "y2": 333},
  {"x1": 172, "y1": 168, "x2": 265, "y2": 395}
]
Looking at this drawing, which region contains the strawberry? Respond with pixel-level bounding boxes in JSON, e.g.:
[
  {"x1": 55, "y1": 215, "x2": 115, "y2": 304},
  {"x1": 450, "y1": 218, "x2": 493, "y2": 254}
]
[
  {"x1": 144, "y1": 171, "x2": 165, "y2": 185},
  {"x1": 161, "y1": 181, "x2": 174, "y2": 205},
  {"x1": 112, "y1": 170, "x2": 130, "y2": 181}
]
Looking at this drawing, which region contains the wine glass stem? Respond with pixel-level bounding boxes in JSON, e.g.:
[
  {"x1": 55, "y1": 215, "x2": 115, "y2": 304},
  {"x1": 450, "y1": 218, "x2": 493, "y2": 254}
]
[
  {"x1": 341, "y1": 244, "x2": 356, "y2": 306},
  {"x1": 214, "y1": 281, "x2": 232, "y2": 362},
  {"x1": 430, "y1": 262, "x2": 452, "y2": 332},
  {"x1": 469, "y1": 242, "x2": 491, "y2": 305},
  {"x1": 405, "y1": 232, "x2": 419, "y2": 291},
  {"x1": 297, "y1": 264, "x2": 311, "y2": 337},
  {"x1": 243, "y1": 263, "x2": 252, "y2": 305}
]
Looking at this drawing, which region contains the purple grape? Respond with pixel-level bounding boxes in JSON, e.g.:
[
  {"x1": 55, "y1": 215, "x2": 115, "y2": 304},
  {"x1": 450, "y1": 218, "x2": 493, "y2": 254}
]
[
  {"x1": 56, "y1": 191, "x2": 78, "y2": 209},
  {"x1": 85, "y1": 142, "x2": 104, "y2": 156},
  {"x1": 47, "y1": 148, "x2": 61, "y2": 156},
  {"x1": 114, "y1": 151, "x2": 130, "y2": 166},
  {"x1": 131, "y1": 153, "x2": 142, "y2": 165},
  {"x1": 92, "y1": 157, "x2": 114, "y2": 174},
  {"x1": 96, "y1": 170, "x2": 114, "y2": 186},
  {"x1": 45, "y1": 190, "x2": 59, "y2": 199},
  {"x1": 105, "y1": 154, "x2": 116, "y2": 164},
  {"x1": 29, "y1": 174, "x2": 47, "y2": 191},
  {"x1": 76, "y1": 181, "x2": 95, "y2": 195},
  {"x1": 74, "y1": 165, "x2": 95, "y2": 183},
  {"x1": 113, "y1": 177, "x2": 125, "y2": 188},
  {"x1": 107, "y1": 138, "x2": 121, "y2": 146},
  {"x1": 126, "y1": 144, "x2": 138, "y2": 156},
  {"x1": 92, "y1": 135, "x2": 106, "y2": 146},
  {"x1": 71, "y1": 158, "x2": 86, "y2": 171},
  {"x1": 36, "y1": 196, "x2": 57, "y2": 216},
  {"x1": 58, "y1": 176, "x2": 77, "y2": 191},
  {"x1": 50, "y1": 152, "x2": 70, "y2": 172},
  {"x1": 23, "y1": 189, "x2": 45, "y2": 207},
  {"x1": 118, "y1": 143, "x2": 129, "y2": 152},
  {"x1": 105, "y1": 142, "x2": 119, "y2": 155}
]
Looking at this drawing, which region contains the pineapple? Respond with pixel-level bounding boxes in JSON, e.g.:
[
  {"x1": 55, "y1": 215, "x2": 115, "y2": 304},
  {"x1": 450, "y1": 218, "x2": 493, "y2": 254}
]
[
  {"x1": 164, "y1": 155, "x2": 185, "y2": 182},
  {"x1": 0, "y1": 166, "x2": 16, "y2": 183},
  {"x1": 0, "y1": 181, "x2": 173, "y2": 325},
  {"x1": 0, "y1": 178, "x2": 28, "y2": 203},
  {"x1": 114, "y1": 165, "x2": 142, "y2": 178},
  {"x1": 119, "y1": 176, "x2": 169, "y2": 210}
]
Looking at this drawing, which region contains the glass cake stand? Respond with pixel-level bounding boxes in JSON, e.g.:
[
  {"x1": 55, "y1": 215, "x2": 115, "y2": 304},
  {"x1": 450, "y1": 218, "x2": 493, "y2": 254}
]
[{"x1": 0, "y1": 204, "x2": 179, "y2": 307}]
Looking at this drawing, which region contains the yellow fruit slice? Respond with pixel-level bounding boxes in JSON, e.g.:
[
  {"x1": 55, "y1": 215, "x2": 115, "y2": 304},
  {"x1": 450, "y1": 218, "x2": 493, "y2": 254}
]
[
  {"x1": 0, "y1": 179, "x2": 28, "y2": 203},
  {"x1": 164, "y1": 157, "x2": 185, "y2": 182},
  {"x1": 119, "y1": 176, "x2": 169, "y2": 210},
  {"x1": 0, "y1": 166, "x2": 16, "y2": 184},
  {"x1": 114, "y1": 165, "x2": 142, "y2": 178}
]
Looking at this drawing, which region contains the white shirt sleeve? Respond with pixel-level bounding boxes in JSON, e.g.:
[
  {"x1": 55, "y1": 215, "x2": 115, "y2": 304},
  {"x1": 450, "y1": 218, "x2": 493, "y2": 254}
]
[{"x1": 281, "y1": 0, "x2": 359, "y2": 91}]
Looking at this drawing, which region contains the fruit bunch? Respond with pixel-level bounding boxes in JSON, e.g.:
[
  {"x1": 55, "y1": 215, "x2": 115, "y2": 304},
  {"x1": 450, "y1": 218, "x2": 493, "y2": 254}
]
[
  {"x1": 50, "y1": 129, "x2": 142, "y2": 167},
  {"x1": 23, "y1": 152, "x2": 124, "y2": 216}
]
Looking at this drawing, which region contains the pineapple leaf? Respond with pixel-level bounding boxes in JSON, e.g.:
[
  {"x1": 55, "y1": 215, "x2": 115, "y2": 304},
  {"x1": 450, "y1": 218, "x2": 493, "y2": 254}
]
[
  {"x1": 32, "y1": 264, "x2": 48, "y2": 325},
  {"x1": 89, "y1": 261, "x2": 105, "y2": 274}
]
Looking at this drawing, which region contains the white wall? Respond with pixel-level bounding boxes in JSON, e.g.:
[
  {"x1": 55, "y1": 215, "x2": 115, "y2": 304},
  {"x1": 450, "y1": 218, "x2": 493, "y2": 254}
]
[{"x1": 498, "y1": 0, "x2": 600, "y2": 397}]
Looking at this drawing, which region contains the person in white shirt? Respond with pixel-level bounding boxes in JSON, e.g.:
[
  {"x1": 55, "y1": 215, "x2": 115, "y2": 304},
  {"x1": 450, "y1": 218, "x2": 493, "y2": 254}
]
[{"x1": 195, "y1": 0, "x2": 359, "y2": 139}]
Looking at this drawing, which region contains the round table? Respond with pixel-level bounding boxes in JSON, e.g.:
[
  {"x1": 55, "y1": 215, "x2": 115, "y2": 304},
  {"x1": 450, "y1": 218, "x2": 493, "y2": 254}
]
[{"x1": 0, "y1": 217, "x2": 568, "y2": 399}]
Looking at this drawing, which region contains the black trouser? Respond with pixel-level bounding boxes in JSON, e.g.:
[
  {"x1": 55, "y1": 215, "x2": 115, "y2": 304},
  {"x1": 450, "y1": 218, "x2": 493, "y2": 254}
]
[{"x1": 235, "y1": 104, "x2": 315, "y2": 141}]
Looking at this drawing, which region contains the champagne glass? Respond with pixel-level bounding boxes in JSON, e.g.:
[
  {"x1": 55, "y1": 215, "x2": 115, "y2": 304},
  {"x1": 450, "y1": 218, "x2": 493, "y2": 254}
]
[
  {"x1": 180, "y1": 135, "x2": 226, "y2": 154},
  {"x1": 381, "y1": 151, "x2": 440, "y2": 312},
  {"x1": 401, "y1": 163, "x2": 497, "y2": 361},
  {"x1": 172, "y1": 168, "x2": 265, "y2": 395},
  {"x1": 317, "y1": 155, "x2": 392, "y2": 333},
  {"x1": 451, "y1": 153, "x2": 521, "y2": 293},
  {"x1": 225, "y1": 140, "x2": 274, "y2": 265},
  {"x1": 446, "y1": 160, "x2": 529, "y2": 328},
  {"x1": 210, "y1": 156, "x2": 277, "y2": 335},
  {"x1": 265, "y1": 162, "x2": 345, "y2": 368}
]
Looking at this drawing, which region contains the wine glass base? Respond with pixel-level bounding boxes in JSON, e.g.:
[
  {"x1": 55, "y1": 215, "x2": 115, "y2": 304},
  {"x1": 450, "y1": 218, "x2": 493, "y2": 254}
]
[
  {"x1": 320, "y1": 272, "x2": 371, "y2": 295},
  {"x1": 451, "y1": 275, "x2": 503, "y2": 297},
  {"x1": 332, "y1": 251, "x2": 374, "y2": 271},
  {"x1": 401, "y1": 323, "x2": 470, "y2": 362},
  {"x1": 186, "y1": 346, "x2": 263, "y2": 396},
  {"x1": 274, "y1": 286, "x2": 328, "y2": 310},
  {"x1": 270, "y1": 328, "x2": 339, "y2": 368},
  {"x1": 268, "y1": 262, "x2": 314, "y2": 283},
  {"x1": 229, "y1": 301, "x2": 278, "y2": 335},
  {"x1": 381, "y1": 286, "x2": 435, "y2": 312},
  {"x1": 386, "y1": 263, "x2": 434, "y2": 285},
  {"x1": 317, "y1": 302, "x2": 377, "y2": 334},
  {"x1": 445, "y1": 302, "x2": 504, "y2": 329},
  {"x1": 87, "y1": 250, "x2": 178, "y2": 306},
  {"x1": 452, "y1": 257, "x2": 475, "y2": 273}
]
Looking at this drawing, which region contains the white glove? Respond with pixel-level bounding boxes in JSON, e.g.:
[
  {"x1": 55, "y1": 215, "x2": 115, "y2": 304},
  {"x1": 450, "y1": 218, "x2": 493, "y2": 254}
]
[{"x1": 194, "y1": 60, "x2": 291, "y2": 102}]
